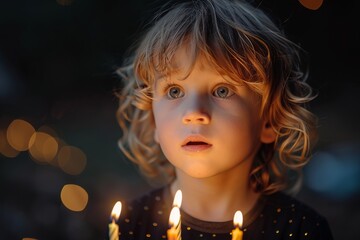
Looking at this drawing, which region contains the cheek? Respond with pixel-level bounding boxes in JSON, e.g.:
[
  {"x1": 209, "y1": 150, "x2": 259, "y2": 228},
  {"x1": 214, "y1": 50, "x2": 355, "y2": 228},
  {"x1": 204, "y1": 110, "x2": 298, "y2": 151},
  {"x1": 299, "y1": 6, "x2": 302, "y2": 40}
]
[
  {"x1": 152, "y1": 103, "x2": 178, "y2": 140},
  {"x1": 153, "y1": 121, "x2": 179, "y2": 164},
  {"x1": 215, "y1": 103, "x2": 262, "y2": 141},
  {"x1": 154, "y1": 128, "x2": 159, "y2": 143}
]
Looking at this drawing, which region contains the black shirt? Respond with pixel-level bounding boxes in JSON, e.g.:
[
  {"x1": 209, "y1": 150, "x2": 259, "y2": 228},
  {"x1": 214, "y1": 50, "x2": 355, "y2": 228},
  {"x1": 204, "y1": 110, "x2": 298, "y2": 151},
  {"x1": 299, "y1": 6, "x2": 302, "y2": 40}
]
[{"x1": 114, "y1": 186, "x2": 334, "y2": 240}]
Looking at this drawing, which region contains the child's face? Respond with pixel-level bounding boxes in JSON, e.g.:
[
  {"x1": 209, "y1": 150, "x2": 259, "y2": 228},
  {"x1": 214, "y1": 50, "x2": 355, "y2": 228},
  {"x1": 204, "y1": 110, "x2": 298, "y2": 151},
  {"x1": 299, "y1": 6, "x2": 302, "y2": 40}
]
[{"x1": 152, "y1": 47, "x2": 274, "y2": 179}]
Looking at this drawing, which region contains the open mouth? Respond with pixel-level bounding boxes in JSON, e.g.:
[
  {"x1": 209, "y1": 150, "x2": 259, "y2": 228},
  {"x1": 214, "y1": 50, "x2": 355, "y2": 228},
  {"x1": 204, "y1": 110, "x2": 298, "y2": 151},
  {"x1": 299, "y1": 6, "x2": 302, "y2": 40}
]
[
  {"x1": 185, "y1": 141, "x2": 208, "y2": 146},
  {"x1": 182, "y1": 137, "x2": 212, "y2": 152}
]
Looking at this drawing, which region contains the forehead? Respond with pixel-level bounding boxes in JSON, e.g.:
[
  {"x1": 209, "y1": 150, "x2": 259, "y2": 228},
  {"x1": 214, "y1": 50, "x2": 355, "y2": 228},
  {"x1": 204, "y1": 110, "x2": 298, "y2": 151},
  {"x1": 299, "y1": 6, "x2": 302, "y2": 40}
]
[
  {"x1": 157, "y1": 44, "x2": 223, "y2": 78},
  {"x1": 150, "y1": 41, "x2": 248, "y2": 89}
]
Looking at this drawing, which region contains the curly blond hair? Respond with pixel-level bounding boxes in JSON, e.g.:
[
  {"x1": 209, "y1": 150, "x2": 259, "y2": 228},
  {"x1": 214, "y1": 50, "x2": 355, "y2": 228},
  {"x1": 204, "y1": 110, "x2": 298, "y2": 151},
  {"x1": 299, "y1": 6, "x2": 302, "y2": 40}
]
[{"x1": 116, "y1": 0, "x2": 318, "y2": 194}]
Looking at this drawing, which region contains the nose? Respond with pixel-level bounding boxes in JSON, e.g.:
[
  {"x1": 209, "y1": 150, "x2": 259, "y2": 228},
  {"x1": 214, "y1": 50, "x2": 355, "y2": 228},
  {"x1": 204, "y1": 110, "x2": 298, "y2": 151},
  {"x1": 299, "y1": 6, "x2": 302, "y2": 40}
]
[
  {"x1": 182, "y1": 95, "x2": 211, "y2": 124},
  {"x1": 182, "y1": 112, "x2": 210, "y2": 124}
]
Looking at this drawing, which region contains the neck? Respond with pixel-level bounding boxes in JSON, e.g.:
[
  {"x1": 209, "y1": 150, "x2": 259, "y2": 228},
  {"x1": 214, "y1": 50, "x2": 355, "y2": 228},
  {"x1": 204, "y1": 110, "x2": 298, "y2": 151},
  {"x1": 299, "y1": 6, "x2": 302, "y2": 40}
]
[{"x1": 171, "y1": 168, "x2": 260, "y2": 222}]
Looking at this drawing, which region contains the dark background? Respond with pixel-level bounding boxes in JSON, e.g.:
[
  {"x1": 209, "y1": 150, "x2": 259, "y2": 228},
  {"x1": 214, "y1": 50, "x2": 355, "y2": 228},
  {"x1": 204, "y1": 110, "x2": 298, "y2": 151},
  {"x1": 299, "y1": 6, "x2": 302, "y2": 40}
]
[{"x1": 1, "y1": 0, "x2": 359, "y2": 239}]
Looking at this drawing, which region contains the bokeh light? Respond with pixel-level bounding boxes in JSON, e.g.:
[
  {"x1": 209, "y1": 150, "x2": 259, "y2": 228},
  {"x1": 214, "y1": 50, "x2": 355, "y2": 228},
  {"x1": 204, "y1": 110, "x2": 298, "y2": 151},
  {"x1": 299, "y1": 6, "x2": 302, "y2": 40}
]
[
  {"x1": 28, "y1": 132, "x2": 58, "y2": 163},
  {"x1": 299, "y1": 0, "x2": 323, "y2": 10},
  {"x1": 57, "y1": 145, "x2": 87, "y2": 175},
  {"x1": 60, "y1": 184, "x2": 88, "y2": 212},
  {"x1": 305, "y1": 147, "x2": 360, "y2": 199},
  {"x1": 0, "y1": 129, "x2": 19, "y2": 158},
  {"x1": 38, "y1": 125, "x2": 58, "y2": 138},
  {"x1": 6, "y1": 119, "x2": 35, "y2": 151}
]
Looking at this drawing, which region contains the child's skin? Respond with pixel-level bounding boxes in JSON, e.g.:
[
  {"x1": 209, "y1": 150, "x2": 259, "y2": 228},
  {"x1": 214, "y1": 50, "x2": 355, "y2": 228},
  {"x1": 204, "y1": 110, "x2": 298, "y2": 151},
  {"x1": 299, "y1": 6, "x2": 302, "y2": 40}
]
[
  {"x1": 115, "y1": 1, "x2": 334, "y2": 238},
  {"x1": 152, "y1": 45, "x2": 276, "y2": 222}
]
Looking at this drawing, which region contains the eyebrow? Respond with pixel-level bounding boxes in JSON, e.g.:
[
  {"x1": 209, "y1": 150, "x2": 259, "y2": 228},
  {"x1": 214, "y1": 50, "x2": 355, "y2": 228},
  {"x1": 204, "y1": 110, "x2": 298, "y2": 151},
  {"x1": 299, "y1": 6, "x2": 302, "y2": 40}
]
[{"x1": 153, "y1": 74, "x2": 170, "y2": 90}]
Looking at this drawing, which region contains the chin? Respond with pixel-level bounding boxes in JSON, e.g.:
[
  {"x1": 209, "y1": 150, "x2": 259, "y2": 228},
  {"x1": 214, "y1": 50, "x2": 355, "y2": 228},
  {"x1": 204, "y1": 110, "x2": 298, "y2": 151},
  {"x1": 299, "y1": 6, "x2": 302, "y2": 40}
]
[{"x1": 180, "y1": 166, "x2": 220, "y2": 179}]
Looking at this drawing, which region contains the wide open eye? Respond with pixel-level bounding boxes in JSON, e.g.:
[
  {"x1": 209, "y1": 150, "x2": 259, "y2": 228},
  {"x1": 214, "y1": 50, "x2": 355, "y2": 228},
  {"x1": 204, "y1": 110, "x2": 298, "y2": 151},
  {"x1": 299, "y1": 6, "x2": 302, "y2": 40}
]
[
  {"x1": 213, "y1": 85, "x2": 234, "y2": 98},
  {"x1": 167, "y1": 85, "x2": 184, "y2": 99}
]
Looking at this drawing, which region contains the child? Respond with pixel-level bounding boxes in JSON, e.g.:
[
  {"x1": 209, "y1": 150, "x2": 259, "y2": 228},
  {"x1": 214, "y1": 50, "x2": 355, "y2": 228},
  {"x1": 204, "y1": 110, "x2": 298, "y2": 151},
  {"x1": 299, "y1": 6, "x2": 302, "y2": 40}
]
[{"x1": 114, "y1": 0, "x2": 334, "y2": 239}]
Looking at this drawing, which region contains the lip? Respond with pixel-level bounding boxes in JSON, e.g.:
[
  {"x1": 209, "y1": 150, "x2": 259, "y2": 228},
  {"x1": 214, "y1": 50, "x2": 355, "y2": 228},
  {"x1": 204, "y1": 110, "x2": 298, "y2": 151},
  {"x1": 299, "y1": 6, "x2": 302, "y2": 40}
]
[{"x1": 181, "y1": 135, "x2": 212, "y2": 152}]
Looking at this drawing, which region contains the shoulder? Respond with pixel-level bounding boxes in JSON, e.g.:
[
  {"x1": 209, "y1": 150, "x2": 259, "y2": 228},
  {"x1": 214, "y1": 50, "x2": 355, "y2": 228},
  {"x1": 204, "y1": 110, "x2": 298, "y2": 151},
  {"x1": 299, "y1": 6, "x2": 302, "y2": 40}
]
[
  {"x1": 122, "y1": 186, "x2": 171, "y2": 221},
  {"x1": 260, "y1": 192, "x2": 334, "y2": 240},
  {"x1": 129, "y1": 186, "x2": 167, "y2": 207},
  {"x1": 265, "y1": 191, "x2": 320, "y2": 214},
  {"x1": 265, "y1": 192, "x2": 326, "y2": 222}
]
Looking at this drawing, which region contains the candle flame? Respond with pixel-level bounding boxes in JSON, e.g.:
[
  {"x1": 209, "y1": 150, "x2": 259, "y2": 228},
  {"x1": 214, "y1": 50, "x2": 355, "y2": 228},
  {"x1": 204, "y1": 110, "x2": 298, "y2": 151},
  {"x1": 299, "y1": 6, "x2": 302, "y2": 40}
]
[
  {"x1": 172, "y1": 190, "x2": 182, "y2": 208},
  {"x1": 111, "y1": 201, "x2": 122, "y2": 221},
  {"x1": 233, "y1": 210, "x2": 243, "y2": 228},
  {"x1": 169, "y1": 206, "x2": 180, "y2": 227}
]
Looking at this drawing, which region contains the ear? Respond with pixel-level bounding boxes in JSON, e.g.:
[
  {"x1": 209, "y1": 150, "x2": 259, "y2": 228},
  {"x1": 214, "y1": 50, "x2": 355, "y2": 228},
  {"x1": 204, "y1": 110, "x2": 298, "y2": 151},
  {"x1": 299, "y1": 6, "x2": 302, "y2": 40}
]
[{"x1": 260, "y1": 121, "x2": 276, "y2": 144}]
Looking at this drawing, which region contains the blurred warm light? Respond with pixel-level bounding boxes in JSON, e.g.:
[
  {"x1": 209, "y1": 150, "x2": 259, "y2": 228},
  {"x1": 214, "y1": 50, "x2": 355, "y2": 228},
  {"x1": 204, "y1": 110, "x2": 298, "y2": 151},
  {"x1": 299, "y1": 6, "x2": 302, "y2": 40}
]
[
  {"x1": 299, "y1": 0, "x2": 323, "y2": 10},
  {"x1": 38, "y1": 125, "x2": 58, "y2": 138},
  {"x1": 57, "y1": 145, "x2": 87, "y2": 175},
  {"x1": 0, "y1": 129, "x2": 19, "y2": 158},
  {"x1": 48, "y1": 137, "x2": 67, "y2": 167},
  {"x1": 173, "y1": 190, "x2": 182, "y2": 208},
  {"x1": 28, "y1": 132, "x2": 58, "y2": 163},
  {"x1": 169, "y1": 206, "x2": 180, "y2": 226},
  {"x1": 60, "y1": 184, "x2": 88, "y2": 212},
  {"x1": 22, "y1": 238, "x2": 38, "y2": 240},
  {"x1": 233, "y1": 210, "x2": 243, "y2": 228},
  {"x1": 111, "y1": 201, "x2": 122, "y2": 221},
  {"x1": 56, "y1": 0, "x2": 74, "y2": 6},
  {"x1": 6, "y1": 119, "x2": 35, "y2": 151}
]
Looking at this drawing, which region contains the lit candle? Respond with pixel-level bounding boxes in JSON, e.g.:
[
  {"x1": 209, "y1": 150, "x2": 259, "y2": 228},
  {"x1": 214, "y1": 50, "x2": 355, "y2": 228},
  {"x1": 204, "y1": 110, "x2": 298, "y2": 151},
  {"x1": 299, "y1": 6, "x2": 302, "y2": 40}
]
[
  {"x1": 172, "y1": 190, "x2": 182, "y2": 208},
  {"x1": 167, "y1": 206, "x2": 181, "y2": 240},
  {"x1": 172, "y1": 190, "x2": 182, "y2": 240},
  {"x1": 231, "y1": 210, "x2": 243, "y2": 240},
  {"x1": 109, "y1": 201, "x2": 122, "y2": 240}
]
